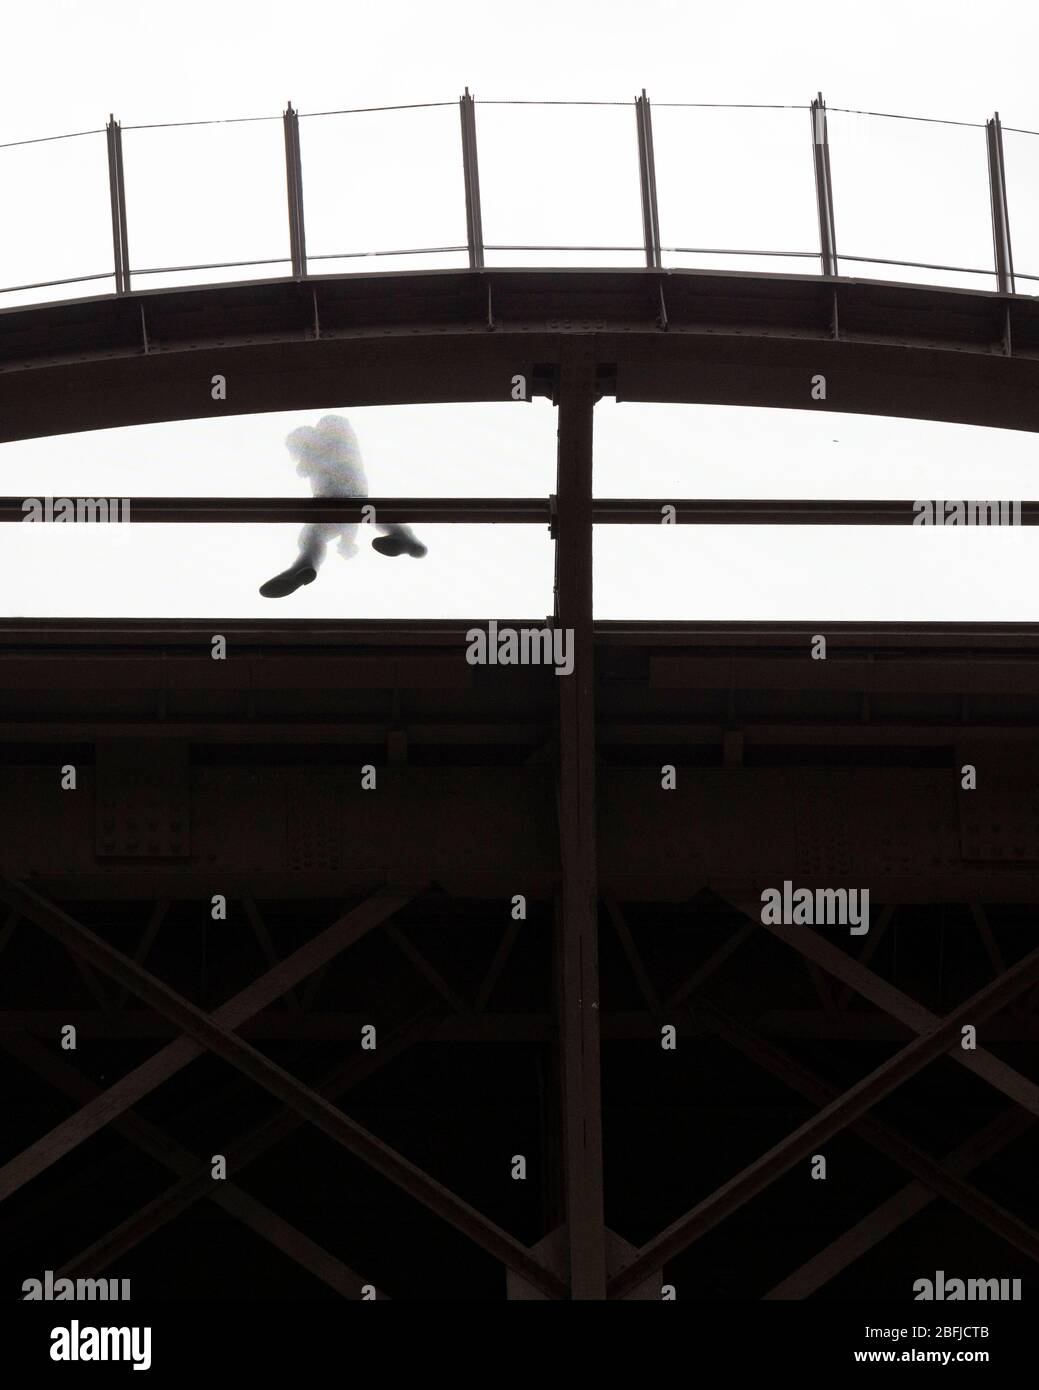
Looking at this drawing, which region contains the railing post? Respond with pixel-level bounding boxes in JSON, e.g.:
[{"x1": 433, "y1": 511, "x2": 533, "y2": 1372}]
[
  {"x1": 105, "y1": 115, "x2": 131, "y2": 294},
  {"x1": 459, "y1": 88, "x2": 485, "y2": 269},
  {"x1": 635, "y1": 90, "x2": 662, "y2": 269},
  {"x1": 810, "y1": 92, "x2": 838, "y2": 278},
  {"x1": 986, "y1": 112, "x2": 1015, "y2": 295},
  {"x1": 283, "y1": 101, "x2": 308, "y2": 280}
]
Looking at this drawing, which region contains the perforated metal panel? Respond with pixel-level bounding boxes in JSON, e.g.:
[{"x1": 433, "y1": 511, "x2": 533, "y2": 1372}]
[
  {"x1": 286, "y1": 776, "x2": 342, "y2": 871},
  {"x1": 789, "y1": 773, "x2": 853, "y2": 878},
  {"x1": 957, "y1": 743, "x2": 1039, "y2": 861},
  {"x1": 95, "y1": 740, "x2": 190, "y2": 858}
]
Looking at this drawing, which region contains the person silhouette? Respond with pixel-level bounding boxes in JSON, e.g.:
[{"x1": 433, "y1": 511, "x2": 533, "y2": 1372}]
[{"x1": 259, "y1": 414, "x2": 427, "y2": 598}]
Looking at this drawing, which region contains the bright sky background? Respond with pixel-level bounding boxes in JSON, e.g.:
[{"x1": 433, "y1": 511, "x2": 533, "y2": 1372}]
[{"x1": 2, "y1": 0, "x2": 1039, "y2": 618}]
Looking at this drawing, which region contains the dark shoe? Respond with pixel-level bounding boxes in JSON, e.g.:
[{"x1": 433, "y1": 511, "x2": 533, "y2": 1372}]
[
  {"x1": 259, "y1": 564, "x2": 317, "y2": 598},
  {"x1": 372, "y1": 535, "x2": 427, "y2": 558}
]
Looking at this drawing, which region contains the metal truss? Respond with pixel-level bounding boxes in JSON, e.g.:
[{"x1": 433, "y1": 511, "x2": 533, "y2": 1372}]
[{"x1": 0, "y1": 274, "x2": 1037, "y2": 1300}]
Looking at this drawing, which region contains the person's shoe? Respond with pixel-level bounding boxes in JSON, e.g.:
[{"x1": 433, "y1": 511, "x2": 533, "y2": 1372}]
[
  {"x1": 259, "y1": 564, "x2": 317, "y2": 598},
  {"x1": 372, "y1": 535, "x2": 428, "y2": 558}
]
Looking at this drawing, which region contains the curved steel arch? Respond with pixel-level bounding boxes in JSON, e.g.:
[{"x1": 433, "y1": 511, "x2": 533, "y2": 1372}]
[{"x1": 2, "y1": 268, "x2": 1039, "y2": 443}]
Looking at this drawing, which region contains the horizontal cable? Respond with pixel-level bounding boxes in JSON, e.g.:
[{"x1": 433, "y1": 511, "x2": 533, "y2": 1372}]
[
  {"x1": 307, "y1": 246, "x2": 467, "y2": 261},
  {"x1": 663, "y1": 247, "x2": 817, "y2": 259},
  {"x1": 0, "y1": 270, "x2": 114, "y2": 296},
  {"x1": 129, "y1": 256, "x2": 291, "y2": 276},
  {"x1": 475, "y1": 99, "x2": 630, "y2": 106},
  {"x1": 299, "y1": 101, "x2": 457, "y2": 117},
  {"x1": 837, "y1": 253, "x2": 994, "y2": 278},
  {"x1": 122, "y1": 114, "x2": 281, "y2": 131},
  {"x1": 826, "y1": 106, "x2": 985, "y2": 129},
  {"x1": 0, "y1": 127, "x2": 104, "y2": 150},
  {"x1": 8, "y1": 100, "x2": 1034, "y2": 153},
  {"x1": 484, "y1": 244, "x2": 643, "y2": 253},
  {"x1": 650, "y1": 102, "x2": 809, "y2": 110},
  {"x1": 6, "y1": 499, "x2": 1039, "y2": 525}
]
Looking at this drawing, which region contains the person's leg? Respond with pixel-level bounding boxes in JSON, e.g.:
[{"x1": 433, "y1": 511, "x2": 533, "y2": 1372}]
[
  {"x1": 259, "y1": 523, "x2": 335, "y2": 598},
  {"x1": 371, "y1": 521, "x2": 427, "y2": 558},
  {"x1": 336, "y1": 521, "x2": 360, "y2": 560}
]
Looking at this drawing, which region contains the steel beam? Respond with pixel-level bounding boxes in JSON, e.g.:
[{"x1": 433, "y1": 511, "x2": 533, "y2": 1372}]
[
  {"x1": 810, "y1": 94, "x2": 838, "y2": 278},
  {"x1": 283, "y1": 102, "x2": 308, "y2": 280},
  {"x1": 47, "y1": 1007, "x2": 442, "y2": 1286},
  {"x1": 635, "y1": 90, "x2": 662, "y2": 270},
  {"x1": 459, "y1": 89, "x2": 485, "y2": 270},
  {"x1": 105, "y1": 115, "x2": 131, "y2": 295},
  {"x1": 0, "y1": 878, "x2": 567, "y2": 1298},
  {"x1": 986, "y1": 112, "x2": 1015, "y2": 296},
  {"x1": 608, "y1": 938, "x2": 1039, "y2": 1297},
  {"x1": 766, "y1": 1107, "x2": 1035, "y2": 1299},
  {"x1": 554, "y1": 349, "x2": 606, "y2": 1299},
  {"x1": 4, "y1": 270, "x2": 1039, "y2": 442},
  {"x1": 695, "y1": 996, "x2": 1039, "y2": 1266},
  {"x1": 608, "y1": 900, "x2": 1039, "y2": 1269},
  {"x1": 11, "y1": 496, "x2": 1039, "y2": 525},
  {"x1": 726, "y1": 896, "x2": 1039, "y2": 1118},
  {"x1": 0, "y1": 883, "x2": 421, "y2": 1199},
  {"x1": 2, "y1": 1032, "x2": 384, "y2": 1299}
]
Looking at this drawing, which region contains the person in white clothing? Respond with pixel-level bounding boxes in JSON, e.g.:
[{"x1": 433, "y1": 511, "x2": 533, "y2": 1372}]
[{"x1": 260, "y1": 414, "x2": 427, "y2": 598}]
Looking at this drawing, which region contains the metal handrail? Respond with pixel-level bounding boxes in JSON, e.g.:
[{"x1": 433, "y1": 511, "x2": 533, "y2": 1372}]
[{"x1": 0, "y1": 93, "x2": 1032, "y2": 305}]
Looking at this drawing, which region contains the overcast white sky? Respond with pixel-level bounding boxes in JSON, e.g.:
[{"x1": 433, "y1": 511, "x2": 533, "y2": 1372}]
[{"x1": 2, "y1": 0, "x2": 1039, "y2": 619}]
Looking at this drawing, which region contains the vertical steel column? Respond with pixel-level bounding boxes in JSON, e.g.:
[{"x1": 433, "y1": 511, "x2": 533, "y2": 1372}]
[
  {"x1": 635, "y1": 90, "x2": 662, "y2": 269},
  {"x1": 105, "y1": 115, "x2": 131, "y2": 295},
  {"x1": 553, "y1": 346, "x2": 605, "y2": 1299},
  {"x1": 986, "y1": 112, "x2": 1015, "y2": 295},
  {"x1": 459, "y1": 88, "x2": 485, "y2": 270},
  {"x1": 283, "y1": 102, "x2": 308, "y2": 280},
  {"x1": 810, "y1": 92, "x2": 838, "y2": 278}
]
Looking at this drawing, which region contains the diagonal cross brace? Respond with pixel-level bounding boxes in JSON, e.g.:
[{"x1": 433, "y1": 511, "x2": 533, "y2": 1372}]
[
  {"x1": 53, "y1": 1007, "x2": 444, "y2": 1284},
  {"x1": 765, "y1": 1106, "x2": 1035, "y2": 1298},
  {"x1": 0, "y1": 881, "x2": 419, "y2": 1199},
  {"x1": 609, "y1": 935, "x2": 1039, "y2": 1297},
  {"x1": 722, "y1": 891, "x2": 1039, "y2": 1119},
  {"x1": 693, "y1": 995, "x2": 1039, "y2": 1266},
  {"x1": 0, "y1": 876, "x2": 567, "y2": 1299},
  {"x1": 2, "y1": 1030, "x2": 388, "y2": 1299},
  {"x1": 609, "y1": 899, "x2": 1039, "y2": 1282}
]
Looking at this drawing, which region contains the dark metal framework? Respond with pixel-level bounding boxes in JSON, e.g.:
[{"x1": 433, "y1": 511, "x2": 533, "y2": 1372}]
[
  {"x1": 4, "y1": 93, "x2": 1036, "y2": 303},
  {"x1": 104, "y1": 115, "x2": 131, "y2": 297},
  {"x1": 0, "y1": 266, "x2": 1037, "y2": 1300},
  {"x1": 282, "y1": 103, "x2": 308, "y2": 281},
  {"x1": 810, "y1": 93, "x2": 838, "y2": 280},
  {"x1": 635, "y1": 90, "x2": 662, "y2": 271}
]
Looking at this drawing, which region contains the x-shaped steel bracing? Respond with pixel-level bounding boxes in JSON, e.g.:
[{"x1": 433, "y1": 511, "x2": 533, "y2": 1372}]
[{"x1": 0, "y1": 875, "x2": 567, "y2": 1299}]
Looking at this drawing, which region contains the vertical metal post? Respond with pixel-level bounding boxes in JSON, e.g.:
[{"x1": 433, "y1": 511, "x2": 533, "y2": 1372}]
[
  {"x1": 635, "y1": 90, "x2": 662, "y2": 269},
  {"x1": 553, "y1": 345, "x2": 605, "y2": 1299},
  {"x1": 987, "y1": 112, "x2": 1015, "y2": 295},
  {"x1": 459, "y1": 88, "x2": 485, "y2": 269},
  {"x1": 810, "y1": 92, "x2": 838, "y2": 278},
  {"x1": 283, "y1": 102, "x2": 308, "y2": 280},
  {"x1": 105, "y1": 115, "x2": 131, "y2": 295}
]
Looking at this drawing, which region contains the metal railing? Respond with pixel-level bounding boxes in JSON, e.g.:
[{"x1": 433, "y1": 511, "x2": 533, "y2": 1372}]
[{"x1": 1, "y1": 93, "x2": 1036, "y2": 305}]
